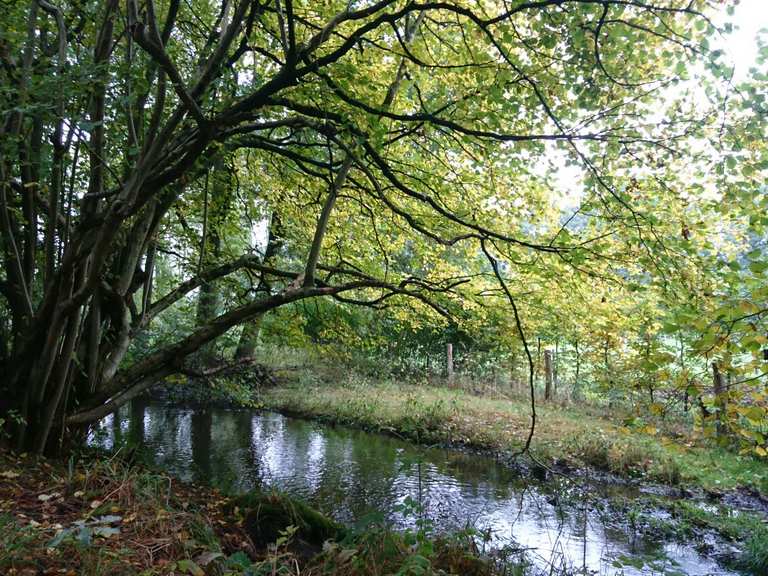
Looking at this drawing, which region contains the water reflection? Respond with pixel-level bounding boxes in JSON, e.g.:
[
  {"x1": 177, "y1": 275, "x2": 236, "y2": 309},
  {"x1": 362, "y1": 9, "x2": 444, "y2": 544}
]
[{"x1": 90, "y1": 401, "x2": 737, "y2": 576}]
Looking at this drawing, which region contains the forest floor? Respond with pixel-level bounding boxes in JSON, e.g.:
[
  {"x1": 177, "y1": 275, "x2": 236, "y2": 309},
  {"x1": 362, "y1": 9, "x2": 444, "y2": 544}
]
[
  {"x1": 0, "y1": 449, "x2": 518, "y2": 576},
  {"x1": 259, "y1": 377, "x2": 768, "y2": 497},
  {"x1": 0, "y1": 449, "x2": 250, "y2": 576}
]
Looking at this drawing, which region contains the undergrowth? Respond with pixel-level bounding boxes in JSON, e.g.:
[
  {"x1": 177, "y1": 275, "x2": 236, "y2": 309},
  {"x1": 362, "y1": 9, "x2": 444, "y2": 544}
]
[{"x1": 0, "y1": 449, "x2": 526, "y2": 575}]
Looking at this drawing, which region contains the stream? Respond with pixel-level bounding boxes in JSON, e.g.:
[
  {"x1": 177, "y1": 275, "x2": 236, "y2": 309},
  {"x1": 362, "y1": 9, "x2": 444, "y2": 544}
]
[{"x1": 91, "y1": 401, "x2": 743, "y2": 576}]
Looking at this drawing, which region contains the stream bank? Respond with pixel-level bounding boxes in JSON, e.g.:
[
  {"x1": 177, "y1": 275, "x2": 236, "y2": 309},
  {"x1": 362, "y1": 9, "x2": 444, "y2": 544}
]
[
  {"x1": 259, "y1": 380, "x2": 768, "y2": 498},
  {"x1": 0, "y1": 448, "x2": 512, "y2": 576},
  {"x1": 85, "y1": 399, "x2": 768, "y2": 575}
]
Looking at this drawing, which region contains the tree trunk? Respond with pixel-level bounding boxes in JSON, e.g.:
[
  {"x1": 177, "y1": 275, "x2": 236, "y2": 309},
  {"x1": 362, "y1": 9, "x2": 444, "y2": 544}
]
[
  {"x1": 544, "y1": 349, "x2": 553, "y2": 401},
  {"x1": 235, "y1": 315, "x2": 264, "y2": 360},
  {"x1": 553, "y1": 339, "x2": 559, "y2": 397},
  {"x1": 232, "y1": 213, "x2": 284, "y2": 361},
  {"x1": 509, "y1": 352, "x2": 518, "y2": 393},
  {"x1": 195, "y1": 161, "x2": 230, "y2": 366},
  {"x1": 128, "y1": 398, "x2": 146, "y2": 447},
  {"x1": 574, "y1": 340, "x2": 581, "y2": 400},
  {"x1": 191, "y1": 409, "x2": 213, "y2": 481},
  {"x1": 536, "y1": 337, "x2": 542, "y2": 391},
  {"x1": 712, "y1": 361, "x2": 727, "y2": 439}
]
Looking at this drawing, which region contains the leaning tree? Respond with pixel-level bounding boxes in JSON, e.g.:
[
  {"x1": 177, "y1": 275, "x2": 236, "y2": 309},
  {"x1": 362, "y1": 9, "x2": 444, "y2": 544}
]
[{"x1": 0, "y1": 0, "x2": 722, "y2": 453}]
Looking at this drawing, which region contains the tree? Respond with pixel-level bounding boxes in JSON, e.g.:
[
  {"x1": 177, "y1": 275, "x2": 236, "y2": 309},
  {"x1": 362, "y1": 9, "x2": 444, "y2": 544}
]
[{"x1": 0, "y1": 0, "x2": 723, "y2": 453}]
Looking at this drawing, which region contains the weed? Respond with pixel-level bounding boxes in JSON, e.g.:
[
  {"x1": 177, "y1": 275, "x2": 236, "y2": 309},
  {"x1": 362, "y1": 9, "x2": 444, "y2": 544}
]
[
  {"x1": 741, "y1": 528, "x2": 768, "y2": 575},
  {"x1": 651, "y1": 455, "x2": 683, "y2": 485},
  {"x1": 0, "y1": 514, "x2": 36, "y2": 571},
  {"x1": 567, "y1": 431, "x2": 611, "y2": 469}
]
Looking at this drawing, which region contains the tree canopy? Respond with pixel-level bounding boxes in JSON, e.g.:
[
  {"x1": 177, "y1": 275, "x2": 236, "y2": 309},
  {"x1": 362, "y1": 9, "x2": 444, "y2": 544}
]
[{"x1": 1, "y1": 0, "x2": 766, "y2": 454}]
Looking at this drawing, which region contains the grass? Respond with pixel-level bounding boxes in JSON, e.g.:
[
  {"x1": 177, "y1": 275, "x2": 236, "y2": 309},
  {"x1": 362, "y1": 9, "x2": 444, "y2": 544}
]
[
  {"x1": 665, "y1": 499, "x2": 765, "y2": 541},
  {"x1": 656, "y1": 499, "x2": 768, "y2": 575},
  {"x1": 0, "y1": 448, "x2": 524, "y2": 575},
  {"x1": 259, "y1": 375, "x2": 768, "y2": 495}
]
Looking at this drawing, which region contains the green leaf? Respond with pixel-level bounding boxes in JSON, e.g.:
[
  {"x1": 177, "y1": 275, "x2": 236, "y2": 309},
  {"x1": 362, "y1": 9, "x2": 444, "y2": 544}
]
[
  {"x1": 177, "y1": 559, "x2": 205, "y2": 576},
  {"x1": 749, "y1": 261, "x2": 768, "y2": 274}
]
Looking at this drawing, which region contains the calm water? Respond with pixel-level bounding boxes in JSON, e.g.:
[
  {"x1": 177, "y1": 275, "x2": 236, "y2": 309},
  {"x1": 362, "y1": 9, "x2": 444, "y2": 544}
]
[{"x1": 91, "y1": 401, "x2": 740, "y2": 576}]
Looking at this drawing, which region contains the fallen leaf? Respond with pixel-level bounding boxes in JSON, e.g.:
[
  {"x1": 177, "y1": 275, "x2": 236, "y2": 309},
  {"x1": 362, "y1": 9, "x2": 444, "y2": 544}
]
[
  {"x1": 93, "y1": 526, "x2": 120, "y2": 538},
  {"x1": 196, "y1": 551, "x2": 223, "y2": 566}
]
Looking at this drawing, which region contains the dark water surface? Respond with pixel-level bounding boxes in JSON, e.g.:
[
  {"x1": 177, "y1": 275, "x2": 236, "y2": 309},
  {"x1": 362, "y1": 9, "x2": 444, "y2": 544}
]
[{"x1": 91, "y1": 401, "x2": 740, "y2": 576}]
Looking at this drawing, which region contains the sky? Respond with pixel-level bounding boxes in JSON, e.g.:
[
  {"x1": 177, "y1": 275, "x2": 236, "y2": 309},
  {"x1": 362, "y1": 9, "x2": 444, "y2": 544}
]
[
  {"x1": 724, "y1": 0, "x2": 768, "y2": 82},
  {"x1": 550, "y1": 0, "x2": 768, "y2": 210}
]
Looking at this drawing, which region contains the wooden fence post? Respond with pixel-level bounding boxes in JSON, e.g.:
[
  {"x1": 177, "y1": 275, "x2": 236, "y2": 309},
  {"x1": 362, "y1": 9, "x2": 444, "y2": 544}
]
[
  {"x1": 553, "y1": 340, "x2": 559, "y2": 398},
  {"x1": 447, "y1": 343, "x2": 454, "y2": 381}
]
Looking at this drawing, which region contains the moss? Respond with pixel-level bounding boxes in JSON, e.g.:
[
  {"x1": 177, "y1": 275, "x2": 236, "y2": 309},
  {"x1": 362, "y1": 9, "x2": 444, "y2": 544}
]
[
  {"x1": 433, "y1": 538, "x2": 492, "y2": 576},
  {"x1": 236, "y1": 492, "x2": 345, "y2": 547}
]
